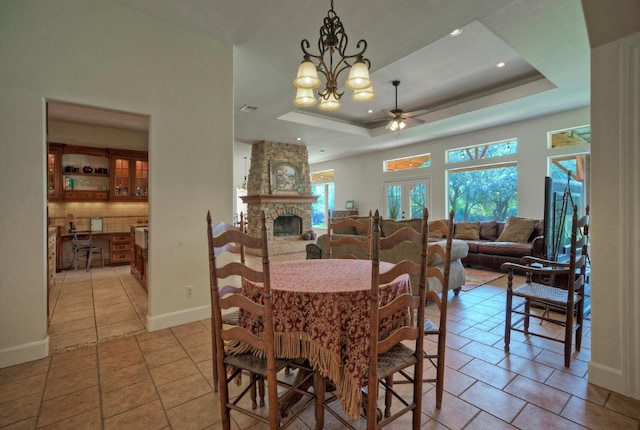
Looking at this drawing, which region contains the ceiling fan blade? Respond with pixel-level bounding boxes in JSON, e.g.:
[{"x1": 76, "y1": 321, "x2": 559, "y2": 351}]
[
  {"x1": 403, "y1": 117, "x2": 425, "y2": 126},
  {"x1": 399, "y1": 108, "x2": 429, "y2": 119}
]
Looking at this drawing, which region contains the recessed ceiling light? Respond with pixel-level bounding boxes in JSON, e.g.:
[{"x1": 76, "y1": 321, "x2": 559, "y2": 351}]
[
  {"x1": 296, "y1": 137, "x2": 302, "y2": 141},
  {"x1": 450, "y1": 29, "x2": 462, "y2": 37},
  {"x1": 495, "y1": 62, "x2": 506, "y2": 68},
  {"x1": 368, "y1": 109, "x2": 374, "y2": 113}
]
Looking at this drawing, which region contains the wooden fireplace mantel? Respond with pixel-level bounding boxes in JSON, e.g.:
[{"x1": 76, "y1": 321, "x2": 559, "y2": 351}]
[{"x1": 241, "y1": 194, "x2": 319, "y2": 204}]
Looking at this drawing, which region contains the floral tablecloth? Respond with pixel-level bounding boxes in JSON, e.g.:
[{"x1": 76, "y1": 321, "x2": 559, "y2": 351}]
[{"x1": 238, "y1": 258, "x2": 410, "y2": 419}]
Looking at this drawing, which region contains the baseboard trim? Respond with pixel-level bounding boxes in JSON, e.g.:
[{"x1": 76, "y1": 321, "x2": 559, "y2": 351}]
[
  {"x1": 588, "y1": 360, "x2": 624, "y2": 394},
  {"x1": 0, "y1": 336, "x2": 50, "y2": 368},
  {"x1": 146, "y1": 305, "x2": 211, "y2": 332}
]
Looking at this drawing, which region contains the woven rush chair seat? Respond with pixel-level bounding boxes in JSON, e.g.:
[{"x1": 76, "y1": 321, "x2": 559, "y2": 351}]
[{"x1": 512, "y1": 282, "x2": 579, "y2": 305}]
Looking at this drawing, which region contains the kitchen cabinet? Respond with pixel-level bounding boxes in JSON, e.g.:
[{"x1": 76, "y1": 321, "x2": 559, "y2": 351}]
[
  {"x1": 47, "y1": 227, "x2": 58, "y2": 325},
  {"x1": 61, "y1": 146, "x2": 110, "y2": 201},
  {"x1": 131, "y1": 225, "x2": 148, "y2": 290},
  {"x1": 47, "y1": 143, "x2": 63, "y2": 201},
  {"x1": 110, "y1": 149, "x2": 148, "y2": 201},
  {"x1": 110, "y1": 233, "x2": 132, "y2": 265}
]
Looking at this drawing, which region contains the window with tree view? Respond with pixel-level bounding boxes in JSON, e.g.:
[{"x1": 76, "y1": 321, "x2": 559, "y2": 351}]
[
  {"x1": 310, "y1": 170, "x2": 335, "y2": 228},
  {"x1": 447, "y1": 140, "x2": 518, "y2": 222}
]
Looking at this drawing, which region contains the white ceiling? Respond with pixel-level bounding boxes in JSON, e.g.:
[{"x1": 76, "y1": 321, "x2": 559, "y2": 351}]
[{"x1": 51, "y1": 0, "x2": 590, "y2": 164}]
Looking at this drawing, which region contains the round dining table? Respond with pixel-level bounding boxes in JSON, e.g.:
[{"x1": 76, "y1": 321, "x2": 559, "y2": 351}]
[{"x1": 238, "y1": 258, "x2": 411, "y2": 419}]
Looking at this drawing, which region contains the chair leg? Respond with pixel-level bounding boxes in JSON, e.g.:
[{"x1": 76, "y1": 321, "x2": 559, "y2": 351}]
[
  {"x1": 564, "y1": 305, "x2": 573, "y2": 368},
  {"x1": 313, "y1": 372, "x2": 325, "y2": 430},
  {"x1": 86, "y1": 249, "x2": 92, "y2": 271},
  {"x1": 74, "y1": 249, "x2": 79, "y2": 271},
  {"x1": 505, "y1": 289, "x2": 512, "y2": 352}
]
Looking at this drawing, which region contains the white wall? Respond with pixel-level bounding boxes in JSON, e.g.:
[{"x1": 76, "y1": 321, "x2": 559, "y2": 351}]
[
  {"x1": 0, "y1": 0, "x2": 233, "y2": 366},
  {"x1": 588, "y1": 32, "x2": 640, "y2": 399},
  {"x1": 311, "y1": 107, "x2": 590, "y2": 220}
]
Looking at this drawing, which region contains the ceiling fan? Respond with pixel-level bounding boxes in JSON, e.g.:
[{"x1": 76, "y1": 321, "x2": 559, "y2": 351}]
[{"x1": 365, "y1": 80, "x2": 428, "y2": 130}]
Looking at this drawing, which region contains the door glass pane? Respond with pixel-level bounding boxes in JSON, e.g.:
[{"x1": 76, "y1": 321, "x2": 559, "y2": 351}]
[
  {"x1": 386, "y1": 185, "x2": 402, "y2": 220},
  {"x1": 409, "y1": 183, "x2": 426, "y2": 219}
]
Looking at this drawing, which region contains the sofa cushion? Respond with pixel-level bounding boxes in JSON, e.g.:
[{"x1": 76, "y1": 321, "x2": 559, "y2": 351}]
[
  {"x1": 477, "y1": 241, "x2": 533, "y2": 257},
  {"x1": 353, "y1": 216, "x2": 371, "y2": 235},
  {"x1": 497, "y1": 216, "x2": 536, "y2": 243},
  {"x1": 381, "y1": 218, "x2": 422, "y2": 237},
  {"x1": 454, "y1": 222, "x2": 480, "y2": 240},
  {"x1": 529, "y1": 219, "x2": 544, "y2": 241},
  {"x1": 479, "y1": 221, "x2": 499, "y2": 240},
  {"x1": 428, "y1": 219, "x2": 450, "y2": 239},
  {"x1": 332, "y1": 224, "x2": 357, "y2": 235}
]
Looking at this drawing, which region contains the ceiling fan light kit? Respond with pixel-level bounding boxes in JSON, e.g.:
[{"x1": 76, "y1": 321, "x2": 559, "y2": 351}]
[{"x1": 293, "y1": 0, "x2": 374, "y2": 110}]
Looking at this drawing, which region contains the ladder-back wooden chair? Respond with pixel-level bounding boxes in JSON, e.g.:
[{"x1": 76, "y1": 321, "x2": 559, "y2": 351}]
[
  {"x1": 207, "y1": 210, "x2": 315, "y2": 429},
  {"x1": 422, "y1": 210, "x2": 454, "y2": 409},
  {"x1": 327, "y1": 209, "x2": 373, "y2": 259},
  {"x1": 315, "y1": 208, "x2": 428, "y2": 429},
  {"x1": 501, "y1": 205, "x2": 589, "y2": 367}
]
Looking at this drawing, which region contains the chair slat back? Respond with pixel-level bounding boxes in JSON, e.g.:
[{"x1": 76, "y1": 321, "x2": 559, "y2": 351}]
[
  {"x1": 327, "y1": 209, "x2": 372, "y2": 259},
  {"x1": 370, "y1": 207, "x2": 428, "y2": 358},
  {"x1": 207, "y1": 210, "x2": 278, "y2": 420}
]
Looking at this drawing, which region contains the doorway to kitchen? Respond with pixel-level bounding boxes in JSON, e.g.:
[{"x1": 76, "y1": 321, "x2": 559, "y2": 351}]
[{"x1": 45, "y1": 101, "x2": 151, "y2": 352}]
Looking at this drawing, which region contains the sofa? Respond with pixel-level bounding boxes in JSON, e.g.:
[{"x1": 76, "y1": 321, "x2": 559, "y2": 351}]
[
  {"x1": 308, "y1": 217, "x2": 469, "y2": 296},
  {"x1": 453, "y1": 216, "x2": 545, "y2": 271}
]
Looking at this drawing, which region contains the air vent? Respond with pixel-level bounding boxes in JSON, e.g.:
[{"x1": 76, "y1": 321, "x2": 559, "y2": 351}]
[{"x1": 239, "y1": 104, "x2": 258, "y2": 113}]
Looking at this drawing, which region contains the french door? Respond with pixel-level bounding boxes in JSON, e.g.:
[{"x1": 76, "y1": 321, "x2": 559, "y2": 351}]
[{"x1": 384, "y1": 178, "x2": 431, "y2": 220}]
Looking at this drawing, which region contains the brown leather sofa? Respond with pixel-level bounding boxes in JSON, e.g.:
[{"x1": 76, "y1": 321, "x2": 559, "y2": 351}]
[{"x1": 454, "y1": 218, "x2": 544, "y2": 271}]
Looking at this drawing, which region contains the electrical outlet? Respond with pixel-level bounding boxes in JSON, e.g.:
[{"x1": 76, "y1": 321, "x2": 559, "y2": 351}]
[{"x1": 185, "y1": 286, "x2": 193, "y2": 299}]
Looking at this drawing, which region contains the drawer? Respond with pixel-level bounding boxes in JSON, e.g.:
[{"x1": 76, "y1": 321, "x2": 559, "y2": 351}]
[
  {"x1": 78, "y1": 190, "x2": 93, "y2": 199},
  {"x1": 112, "y1": 234, "x2": 131, "y2": 244},
  {"x1": 63, "y1": 190, "x2": 78, "y2": 199},
  {"x1": 95, "y1": 191, "x2": 109, "y2": 200},
  {"x1": 111, "y1": 252, "x2": 131, "y2": 263},
  {"x1": 112, "y1": 243, "x2": 132, "y2": 252}
]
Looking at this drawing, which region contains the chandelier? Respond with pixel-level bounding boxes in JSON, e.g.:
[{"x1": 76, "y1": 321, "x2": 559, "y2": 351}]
[{"x1": 293, "y1": 0, "x2": 375, "y2": 111}]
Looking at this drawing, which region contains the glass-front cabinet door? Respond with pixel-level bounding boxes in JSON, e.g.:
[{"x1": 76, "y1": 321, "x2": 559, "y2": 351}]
[
  {"x1": 110, "y1": 149, "x2": 148, "y2": 201},
  {"x1": 47, "y1": 143, "x2": 63, "y2": 200}
]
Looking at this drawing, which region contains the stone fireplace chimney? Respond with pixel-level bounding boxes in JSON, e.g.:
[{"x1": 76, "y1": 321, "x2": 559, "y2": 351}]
[{"x1": 241, "y1": 141, "x2": 318, "y2": 254}]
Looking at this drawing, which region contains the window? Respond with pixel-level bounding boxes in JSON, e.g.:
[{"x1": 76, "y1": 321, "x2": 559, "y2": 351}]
[
  {"x1": 549, "y1": 125, "x2": 590, "y2": 148},
  {"x1": 311, "y1": 170, "x2": 335, "y2": 228},
  {"x1": 447, "y1": 140, "x2": 518, "y2": 221},
  {"x1": 384, "y1": 154, "x2": 431, "y2": 172},
  {"x1": 447, "y1": 139, "x2": 516, "y2": 163},
  {"x1": 384, "y1": 179, "x2": 430, "y2": 220}
]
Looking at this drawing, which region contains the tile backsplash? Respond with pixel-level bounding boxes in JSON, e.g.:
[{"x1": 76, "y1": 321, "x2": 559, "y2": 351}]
[{"x1": 49, "y1": 202, "x2": 148, "y2": 233}]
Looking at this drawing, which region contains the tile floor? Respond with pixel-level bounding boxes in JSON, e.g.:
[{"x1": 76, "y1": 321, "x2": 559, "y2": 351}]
[{"x1": 2, "y1": 255, "x2": 640, "y2": 429}]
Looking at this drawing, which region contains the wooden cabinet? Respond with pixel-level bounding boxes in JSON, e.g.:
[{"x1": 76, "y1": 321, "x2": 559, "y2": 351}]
[
  {"x1": 110, "y1": 149, "x2": 148, "y2": 201},
  {"x1": 47, "y1": 227, "x2": 58, "y2": 325},
  {"x1": 61, "y1": 145, "x2": 110, "y2": 201},
  {"x1": 110, "y1": 233, "x2": 132, "y2": 265},
  {"x1": 47, "y1": 144, "x2": 63, "y2": 201}
]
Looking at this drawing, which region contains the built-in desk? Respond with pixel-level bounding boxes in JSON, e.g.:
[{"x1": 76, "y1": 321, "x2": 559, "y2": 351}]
[{"x1": 59, "y1": 229, "x2": 132, "y2": 270}]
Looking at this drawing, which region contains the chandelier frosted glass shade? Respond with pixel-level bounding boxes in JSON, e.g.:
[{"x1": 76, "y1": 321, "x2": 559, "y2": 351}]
[
  {"x1": 294, "y1": 60, "x2": 321, "y2": 89},
  {"x1": 293, "y1": 87, "x2": 317, "y2": 107},
  {"x1": 344, "y1": 60, "x2": 371, "y2": 90},
  {"x1": 318, "y1": 92, "x2": 341, "y2": 111},
  {"x1": 351, "y1": 84, "x2": 375, "y2": 102}
]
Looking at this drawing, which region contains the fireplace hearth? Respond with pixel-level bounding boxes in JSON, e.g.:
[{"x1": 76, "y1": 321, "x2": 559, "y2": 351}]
[{"x1": 240, "y1": 141, "x2": 318, "y2": 253}]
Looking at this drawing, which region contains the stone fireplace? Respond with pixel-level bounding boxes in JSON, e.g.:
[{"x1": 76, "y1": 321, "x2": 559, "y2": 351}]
[{"x1": 241, "y1": 141, "x2": 318, "y2": 253}]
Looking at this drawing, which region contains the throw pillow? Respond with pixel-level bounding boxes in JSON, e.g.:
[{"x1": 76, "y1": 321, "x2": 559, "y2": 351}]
[
  {"x1": 454, "y1": 222, "x2": 480, "y2": 240},
  {"x1": 479, "y1": 221, "x2": 498, "y2": 240},
  {"x1": 497, "y1": 216, "x2": 536, "y2": 243},
  {"x1": 353, "y1": 217, "x2": 371, "y2": 235}
]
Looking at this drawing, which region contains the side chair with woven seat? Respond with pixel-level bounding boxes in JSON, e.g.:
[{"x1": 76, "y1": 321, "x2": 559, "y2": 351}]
[
  {"x1": 327, "y1": 209, "x2": 373, "y2": 259},
  {"x1": 314, "y1": 208, "x2": 429, "y2": 430},
  {"x1": 501, "y1": 205, "x2": 589, "y2": 368},
  {"x1": 207, "y1": 210, "x2": 317, "y2": 429}
]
